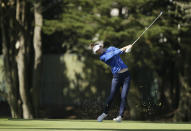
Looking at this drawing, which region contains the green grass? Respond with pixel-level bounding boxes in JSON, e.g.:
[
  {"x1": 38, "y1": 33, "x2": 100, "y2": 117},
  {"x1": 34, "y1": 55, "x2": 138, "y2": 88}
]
[{"x1": 0, "y1": 118, "x2": 191, "y2": 131}]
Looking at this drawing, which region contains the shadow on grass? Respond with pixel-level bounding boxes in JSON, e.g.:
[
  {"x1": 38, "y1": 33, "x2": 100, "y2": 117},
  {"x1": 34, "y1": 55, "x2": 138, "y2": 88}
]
[
  {"x1": 8, "y1": 119, "x2": 191, "y2": 124},
  {"x1": 0, "y1": 128, "x2": 191, "y2": 131},
  {"x1": 7, "y1": 119, "x2": 191, "y2": 124}
]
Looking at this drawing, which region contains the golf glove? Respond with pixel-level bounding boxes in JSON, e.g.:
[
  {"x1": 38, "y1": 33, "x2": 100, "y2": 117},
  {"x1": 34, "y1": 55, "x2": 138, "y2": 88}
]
[{"x1": 125, "y1": 45, "x2": 132, "y2": 53}]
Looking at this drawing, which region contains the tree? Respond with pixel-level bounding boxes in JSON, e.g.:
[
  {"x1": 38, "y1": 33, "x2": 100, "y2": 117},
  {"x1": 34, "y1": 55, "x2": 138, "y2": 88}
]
[
  {"x1": 43, "y1": 0, "x2": 97, "y2": 54},
  {"x1": 15, "y1": 0, "x2": 34, "y2": 119},
  {"x1": 31, "y1": 0, "x2": 43, "y2": 118},
  {"x1": 0, "y1": 0, "x2": 43, "y2": 119},
  {"x1": 173, "y1": 0, "x2": 191, "y2": 121},
  {"x1": 0, "y1": 0, "x2": 22, "y2": 118}
]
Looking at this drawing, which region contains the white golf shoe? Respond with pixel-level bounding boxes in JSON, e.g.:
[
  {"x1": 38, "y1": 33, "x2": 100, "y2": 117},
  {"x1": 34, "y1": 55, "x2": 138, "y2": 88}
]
[
  {"x1": 97, "y1": 113, "x2": 107, "y2": 122},
  {"x1": 113, "y1": 116, "x2": 122, "y2": 122}
]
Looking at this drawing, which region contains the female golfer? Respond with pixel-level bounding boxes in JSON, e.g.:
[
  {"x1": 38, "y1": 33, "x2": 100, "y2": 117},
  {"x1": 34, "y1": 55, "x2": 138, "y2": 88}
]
[{"x1": 90, "y1": 42, "x2": 132, "y2": 122}]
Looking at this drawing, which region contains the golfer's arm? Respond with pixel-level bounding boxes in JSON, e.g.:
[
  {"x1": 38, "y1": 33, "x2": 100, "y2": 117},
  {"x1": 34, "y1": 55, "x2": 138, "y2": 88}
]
[
  {"x1": 104, "y1": 50, "x2": 123, "y2": 61},
  {"x1": 101, "y1": 48, "x2": 123, "y2": 62}
]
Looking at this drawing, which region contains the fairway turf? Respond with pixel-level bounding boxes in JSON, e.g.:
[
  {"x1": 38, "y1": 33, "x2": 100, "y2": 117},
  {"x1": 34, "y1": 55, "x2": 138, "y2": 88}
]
[{"x1": 0, "y1": 118, "x2": 191, "y2": 131}]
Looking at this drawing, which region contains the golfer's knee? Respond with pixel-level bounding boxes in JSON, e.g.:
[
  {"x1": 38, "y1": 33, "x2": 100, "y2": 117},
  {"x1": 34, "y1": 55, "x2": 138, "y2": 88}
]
[{"x1": 121, "y1": 96, "x2": 127, "y2": 102}]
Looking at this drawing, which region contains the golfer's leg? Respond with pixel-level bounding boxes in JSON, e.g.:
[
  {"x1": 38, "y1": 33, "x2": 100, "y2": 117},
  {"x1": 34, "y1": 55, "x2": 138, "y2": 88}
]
[
  {"x1": 119, "y1": 75, "x2": 130, "y2": 116},
  {"x1": 104, "y1": 78, "x2": 121, "y2": 114}
]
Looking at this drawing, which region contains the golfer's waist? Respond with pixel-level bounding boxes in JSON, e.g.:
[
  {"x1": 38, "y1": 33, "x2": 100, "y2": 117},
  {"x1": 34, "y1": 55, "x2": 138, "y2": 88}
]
[{"x1": 113, "y1": 68, "x2": 130, "y2": 78}]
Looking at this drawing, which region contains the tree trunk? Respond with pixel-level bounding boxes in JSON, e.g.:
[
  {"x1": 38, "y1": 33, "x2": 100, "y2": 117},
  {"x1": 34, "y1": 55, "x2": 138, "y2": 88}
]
[
  {"x1": 16, "y1": 38, "x2": 33, "y2": 119},
  {"x1": 0, "y1": 6, "x2": 22, "y2": 118},
  {"x1": 31, "y1": 0, "x2": 43, "y2": 117},
  {"x1": 173, "y1": 74, "x2": 191, "y2": 121},
  {"x1": 16, "y1": 0, "x2": 33, "y2": 119}
]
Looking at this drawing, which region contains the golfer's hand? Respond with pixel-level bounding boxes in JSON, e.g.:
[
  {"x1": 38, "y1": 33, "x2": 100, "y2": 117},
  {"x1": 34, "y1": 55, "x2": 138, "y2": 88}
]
[{"x1": 121, "y1": 45, "x2": 132, "y2": 53}]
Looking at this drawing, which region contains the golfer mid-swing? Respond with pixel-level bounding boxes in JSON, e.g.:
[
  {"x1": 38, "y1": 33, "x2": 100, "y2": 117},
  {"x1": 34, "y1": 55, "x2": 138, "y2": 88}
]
[{"x1": 90, "y1": 42, "x2": 133, "y2": 122}]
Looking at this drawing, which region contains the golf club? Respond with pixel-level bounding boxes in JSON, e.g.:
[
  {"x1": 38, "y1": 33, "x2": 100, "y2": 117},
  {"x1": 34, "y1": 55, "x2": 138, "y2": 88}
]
[{"x1": 131, "y1": 11, "x2": 163, "y2": 46}]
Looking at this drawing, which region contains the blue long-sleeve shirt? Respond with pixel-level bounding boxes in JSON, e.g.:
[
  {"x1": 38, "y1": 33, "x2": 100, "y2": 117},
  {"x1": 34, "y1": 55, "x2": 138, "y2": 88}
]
[{"x1": 100, "y1": 46, "x2": 128, "y2": 74}]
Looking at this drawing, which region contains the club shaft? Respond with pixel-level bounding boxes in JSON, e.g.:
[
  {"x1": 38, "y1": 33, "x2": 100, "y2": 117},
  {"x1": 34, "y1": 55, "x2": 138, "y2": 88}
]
[{"x1": 131, "y1": 12, "x2": 163, "y2": 46}]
